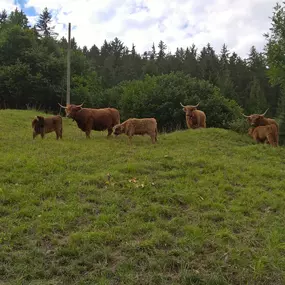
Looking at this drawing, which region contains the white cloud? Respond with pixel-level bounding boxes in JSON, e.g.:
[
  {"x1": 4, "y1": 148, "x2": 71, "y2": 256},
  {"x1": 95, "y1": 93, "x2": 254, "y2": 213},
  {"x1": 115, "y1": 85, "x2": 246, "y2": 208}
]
[
  {"x1": 0, "y1": 0, "x2": 19, "y2": 13},
  {"x1": 1, "y1": 0, "x2": 277, "y2": 58}
]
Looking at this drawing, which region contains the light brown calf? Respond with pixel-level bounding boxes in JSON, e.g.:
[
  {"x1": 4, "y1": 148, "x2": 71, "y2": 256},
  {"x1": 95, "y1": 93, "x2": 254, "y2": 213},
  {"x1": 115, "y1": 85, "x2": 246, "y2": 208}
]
[
  {"x1": 32, "y1": 115, "x2": 63, "y2": 140},
  {"x1": 248, "y1": 124, "x2": 278, "y2": 147},
  {"x1": 113, "y1": 118, "x2": 158, "y2": 143}
]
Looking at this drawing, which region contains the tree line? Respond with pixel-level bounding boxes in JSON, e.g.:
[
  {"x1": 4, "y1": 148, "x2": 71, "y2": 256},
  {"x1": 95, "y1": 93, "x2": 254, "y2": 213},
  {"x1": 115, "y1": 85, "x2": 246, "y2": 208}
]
[{"x1": 0, "y1": 4, "x2": 284, "y2": 134}]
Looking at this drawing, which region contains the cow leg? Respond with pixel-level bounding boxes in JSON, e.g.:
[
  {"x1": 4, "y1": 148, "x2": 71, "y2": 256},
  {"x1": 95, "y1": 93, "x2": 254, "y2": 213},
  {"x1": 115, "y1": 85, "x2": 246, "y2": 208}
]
[
  {"x1": 59, "y1": 127, "x2": 63, "y2": 139},
  {"x1": 85, "y1": 130, "x2": 91, "y2": 139},
  {"x1": 201, "y1": 117, "x2": 206, "y2": 128},
  {"x1": 128, "y1": 135, "x2": 133, "y2": 145},
  {"x1": 186, "y1": 118, "x2": 192, "y2": 129},
  {"x1": 107, "y1": 128, "x2": 113, "y2": 137},
  {"x1": 267, "y1": 134, "x2": 277, "y2": 147},
  {"x1": 196, "y1": 116, "x2": 201, "y2": 128}
]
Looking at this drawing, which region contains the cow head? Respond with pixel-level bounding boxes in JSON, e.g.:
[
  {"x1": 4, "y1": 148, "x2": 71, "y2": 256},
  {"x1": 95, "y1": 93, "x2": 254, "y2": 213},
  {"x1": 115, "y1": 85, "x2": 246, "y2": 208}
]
[
  {"x1": 113, "y1": 124, "x2": 124, "y2": 136},
  {"x1": 242, "y1": 109, "x2": 268, "y2": 126},
  {"x1": 32, "y1": 115, "x2": 45, "y2": 131},
  {"x1": 180, "y1": 102, "x2": 200, "y2": 117},
  {"x1": 58, "y1": 103, "x2": 84, "y2": 118}
]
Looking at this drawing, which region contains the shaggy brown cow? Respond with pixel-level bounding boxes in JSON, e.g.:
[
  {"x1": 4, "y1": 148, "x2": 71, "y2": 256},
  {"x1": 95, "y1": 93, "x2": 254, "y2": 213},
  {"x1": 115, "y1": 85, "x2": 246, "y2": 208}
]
[
  {"x1": 113, "y1": 118, "x2": 158, "y2": 144},
  {"x1": 248, "y1": 124, "x2": 278, "y2": 147},
  {"x1": 32, "y1": 115, "x2": 62, "y2": 140},
  {"x1": 242, "y1": 109, "x2": 279, "y2": 131},
  {"x1": 58, "y1": 103, "x2": 120, "y2": 138},
  {"x1": 180, "y1": 102, "x2": 206, "y2": 129}
]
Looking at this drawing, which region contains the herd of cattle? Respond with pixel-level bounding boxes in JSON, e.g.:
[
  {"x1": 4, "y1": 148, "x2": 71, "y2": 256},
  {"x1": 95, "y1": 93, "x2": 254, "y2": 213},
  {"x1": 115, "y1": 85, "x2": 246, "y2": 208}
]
[{"x1": 31, "y1": 102, "x2": 279, "y2": 147}]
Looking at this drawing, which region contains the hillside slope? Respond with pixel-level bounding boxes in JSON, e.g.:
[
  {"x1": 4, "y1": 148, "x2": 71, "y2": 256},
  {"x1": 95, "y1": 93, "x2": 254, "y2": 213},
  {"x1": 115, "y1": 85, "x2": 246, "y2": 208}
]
[{"x1": 0, "y1": 110, "x2": 285, "y2": 285}]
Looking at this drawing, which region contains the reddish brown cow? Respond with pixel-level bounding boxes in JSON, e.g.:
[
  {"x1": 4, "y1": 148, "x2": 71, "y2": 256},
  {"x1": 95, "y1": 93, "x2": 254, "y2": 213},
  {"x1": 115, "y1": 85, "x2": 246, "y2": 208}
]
[
  {"x1": 248, "y1": 124, "x2": 278, "y2": 147},
  {"x1": 32, "y1": 115, "x2": 62, "y2": 140},
  {"x1": 58, "y1": 103, "x2": 120, "y2": 138},
  {"x1": 113, "y1": 118, "x2": 158, "y2": 144},
  {"x1": 242, "y1": 109, "x2": 279, "y2": 131},
  {"x1": 180, "y1": 102, "x2": 206, "y2": 129}
]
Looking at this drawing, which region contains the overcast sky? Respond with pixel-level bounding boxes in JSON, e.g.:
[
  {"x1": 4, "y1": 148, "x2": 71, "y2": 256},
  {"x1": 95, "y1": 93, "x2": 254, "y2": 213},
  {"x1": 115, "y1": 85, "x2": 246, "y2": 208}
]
[{"x1": 0, "y1": 0, "x2": 278, "y2": 58}]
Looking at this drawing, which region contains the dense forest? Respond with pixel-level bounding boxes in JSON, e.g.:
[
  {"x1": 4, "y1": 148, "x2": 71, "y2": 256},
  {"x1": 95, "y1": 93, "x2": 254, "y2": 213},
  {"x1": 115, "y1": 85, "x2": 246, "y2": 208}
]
[{"x1": 0, "y1": 3, "x2": 285, "y2": 134}]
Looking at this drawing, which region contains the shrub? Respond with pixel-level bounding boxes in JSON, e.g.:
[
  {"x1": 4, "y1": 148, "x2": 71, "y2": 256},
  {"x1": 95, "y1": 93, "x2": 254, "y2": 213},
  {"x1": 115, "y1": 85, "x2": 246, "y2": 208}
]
[{"x1": 103, "y1": 72, "x2": 242, "y2": 132}]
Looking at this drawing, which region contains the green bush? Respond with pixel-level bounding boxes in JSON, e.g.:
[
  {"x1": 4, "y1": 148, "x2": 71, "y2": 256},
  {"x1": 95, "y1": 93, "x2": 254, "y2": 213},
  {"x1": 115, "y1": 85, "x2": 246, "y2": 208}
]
[
  {"x1": 103, "y1": 72, "x2": 242, "y2": 132},
  {"x1": 228, "y1": 118, "x2": 249, "y2": 134}
]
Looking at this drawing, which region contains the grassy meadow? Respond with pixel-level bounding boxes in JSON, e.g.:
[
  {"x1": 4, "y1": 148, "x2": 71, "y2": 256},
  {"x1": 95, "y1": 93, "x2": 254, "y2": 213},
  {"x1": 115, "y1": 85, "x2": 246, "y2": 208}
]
[{"x1": 0, "y1": 109, "x2": 285, "y2": 285}]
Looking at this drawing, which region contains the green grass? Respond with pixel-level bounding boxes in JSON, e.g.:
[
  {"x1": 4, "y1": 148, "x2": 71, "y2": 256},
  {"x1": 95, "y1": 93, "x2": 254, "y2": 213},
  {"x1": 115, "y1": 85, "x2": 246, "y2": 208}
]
[{"x1": 0, "y1": 109, "x2": 285, "y2": 285}]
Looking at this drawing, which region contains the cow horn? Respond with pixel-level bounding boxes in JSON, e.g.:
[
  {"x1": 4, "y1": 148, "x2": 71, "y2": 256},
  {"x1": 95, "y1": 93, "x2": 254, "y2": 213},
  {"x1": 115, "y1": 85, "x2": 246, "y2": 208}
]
[
  {"x1": 58, "y1": 103, "x2": 67, "y2": 109},
  {"x1": 194, "y1": 102, "x2": 200, "y2": 108},
  {"x1": 241, "y1": 113, "x2": 249, "y2": 118},
  {"x1": 76, "y1": 102, "x2": 84, "y2": 107},
  {"x1": 261, "y1": 108, "x2": 269, "y2": 116},
  {"x1": 180, "y1": 102, "x2": 185, "y2": 107}
]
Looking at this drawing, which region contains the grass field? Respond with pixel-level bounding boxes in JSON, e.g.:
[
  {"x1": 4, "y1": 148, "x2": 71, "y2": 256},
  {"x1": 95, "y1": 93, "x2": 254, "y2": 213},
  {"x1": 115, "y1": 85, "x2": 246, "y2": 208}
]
[{"x1": 0, "y1": 109, "x2": 285, "y2": 285}]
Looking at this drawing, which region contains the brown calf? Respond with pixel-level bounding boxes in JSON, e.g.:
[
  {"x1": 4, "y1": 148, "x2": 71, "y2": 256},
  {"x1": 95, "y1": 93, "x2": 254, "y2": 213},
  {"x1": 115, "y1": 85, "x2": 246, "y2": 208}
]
[
  {"x1": 113, "y1": 118, "x2": 158, "y2": 144},
  {"x1": 248, "y1": 124, "x2": 278, "y2": 147},
  {"x1": 32, "y1": 115, "x2": 63, "y2": 140}
]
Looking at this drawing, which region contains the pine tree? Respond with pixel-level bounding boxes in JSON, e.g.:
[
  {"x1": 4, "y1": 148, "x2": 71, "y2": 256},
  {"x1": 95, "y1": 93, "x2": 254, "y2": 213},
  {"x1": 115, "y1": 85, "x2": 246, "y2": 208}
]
[
  {"x1": 131, "y1": 43, "x2": 136, "y2": 57},
  {"x1": 150, "y1": 43, "x2": 156, "y2": 60},
  {"x1": 219, "y1": 44, "x2": 229, "y2": 69},
  {"x1": 36, "y1": 7, "x2": 57, "y2": 37},
  {"x1": 82, "y1": 46, "x2": 88, "y2": 56},
  {"x1": 248, "y1": 77, "x2": 267, "y2": 113},
  {"x1": 158, "y1": 40, "x2": 167, "y2": 59},
  {"x1": 8, "y1": 8, "x2": 28, "y2": 28},
  {"x1": 0, "y1": 9, "x2": 7, "y2": 25}
]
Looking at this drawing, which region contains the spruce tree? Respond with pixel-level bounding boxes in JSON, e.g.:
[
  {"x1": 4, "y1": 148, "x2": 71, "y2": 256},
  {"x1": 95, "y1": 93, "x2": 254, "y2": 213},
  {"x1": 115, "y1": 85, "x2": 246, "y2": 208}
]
[
  {"x1": 0, "y1": 9, "x2": 7, "y2": 25},
  {"x1": 36, "y1": 7, "x2": 57, "y2": 37}
]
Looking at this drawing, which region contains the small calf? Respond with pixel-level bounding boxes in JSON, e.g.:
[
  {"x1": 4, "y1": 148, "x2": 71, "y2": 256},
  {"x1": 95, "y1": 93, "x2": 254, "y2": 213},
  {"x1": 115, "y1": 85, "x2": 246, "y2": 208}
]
[
  {"x1": 32, "y1": 115, "x2": 63, "y2": 140},
  {"x1": 113, "y1": 118, "x2": 158, "y2": 143},
  {"x1": 248, "y1": 124, "x2": 278, "y2": 147}
]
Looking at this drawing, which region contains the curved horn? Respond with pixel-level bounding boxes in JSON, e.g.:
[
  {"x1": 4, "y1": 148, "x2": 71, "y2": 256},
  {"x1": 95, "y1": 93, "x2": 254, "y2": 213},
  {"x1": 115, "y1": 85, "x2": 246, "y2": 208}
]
[
  {"x1": 194, "y1": 102, "x2": 200, "y2": 108},
  {"x1": 180, "y1": 102, "x2": 185, "y2": 107},
  {"x1": 58, "y1": 103, "x2": 67, "y2": 109},
  {"x1": 76, "y1": 102, "x2": 84, "y2": 107},
  {"x1": 241, "y1": 113, "x2": 249, "y2": 118},
  {"x1": 261, "y1": 108, "x2": 269, "y2": 116}
]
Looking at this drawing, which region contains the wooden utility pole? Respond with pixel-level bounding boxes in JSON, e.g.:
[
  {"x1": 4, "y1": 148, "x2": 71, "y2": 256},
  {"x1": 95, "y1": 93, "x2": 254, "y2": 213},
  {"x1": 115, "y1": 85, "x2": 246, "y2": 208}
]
[{"x1": 66, "y1": 23, "x2": 71, "y2": 105}]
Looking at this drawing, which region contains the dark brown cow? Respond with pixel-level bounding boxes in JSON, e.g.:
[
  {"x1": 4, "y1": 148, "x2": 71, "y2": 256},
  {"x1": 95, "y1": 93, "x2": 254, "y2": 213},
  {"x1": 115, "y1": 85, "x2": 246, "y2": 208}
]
[
  {"x1": 58, "y1": 103, "x2": 120, "y2": 138},
  {"x1": 32, "y1": 115, "x2": 62, "y2": 140},
  {"x1": 113, "y1": 118, "x2": 158, "y2": 144},
  {"x1": 180, "y1": 102, "x2": 206, "y2": 129},
  {"x1": 248, "y1": 124, "x2": 278, "y2": 147},
  {"x1": 242, "y1": 109, "x2": 279, "y2": 131}
]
